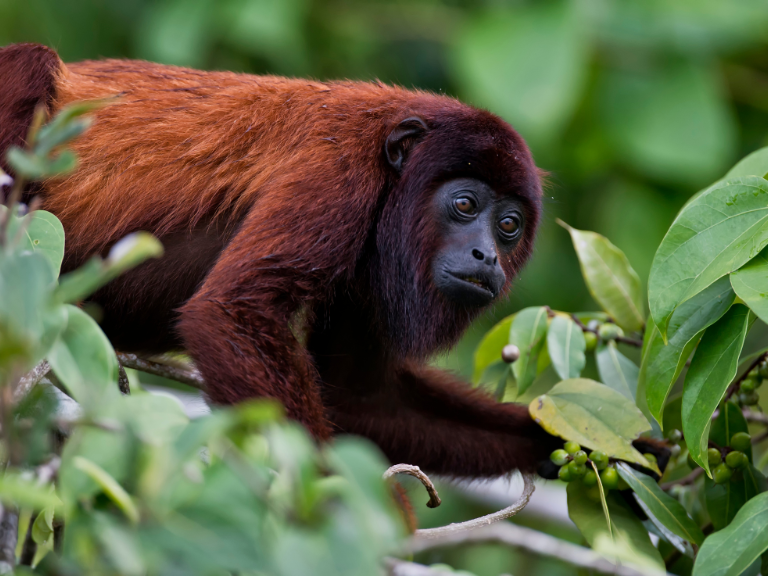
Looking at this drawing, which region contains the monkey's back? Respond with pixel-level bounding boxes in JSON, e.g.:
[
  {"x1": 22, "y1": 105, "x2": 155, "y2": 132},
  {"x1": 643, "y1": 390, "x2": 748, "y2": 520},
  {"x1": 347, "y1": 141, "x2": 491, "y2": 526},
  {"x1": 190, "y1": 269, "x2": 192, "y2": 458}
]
[{"x1": 45, "y1": 59, "x2": 462, "y2": 261}]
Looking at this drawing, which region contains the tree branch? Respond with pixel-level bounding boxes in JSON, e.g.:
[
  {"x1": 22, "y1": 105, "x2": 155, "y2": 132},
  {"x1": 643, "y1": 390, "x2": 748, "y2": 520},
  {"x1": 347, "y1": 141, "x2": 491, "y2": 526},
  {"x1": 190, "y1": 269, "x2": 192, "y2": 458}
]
[
  {"x1": 116, "y1": 353, "x2": 206, "y2": 390},
  {"x1": 384, "y1": 464, "x2": 441, "y2": 508},
  {"x1": 15, "y1": 360, "x2": 51, "y2": 403},
  {"x1": 415, "y1": 472, "x2": 535, "y2": 539},
  {"x1": 406, "y1": 522, "x2": 673, "y2": 576}
]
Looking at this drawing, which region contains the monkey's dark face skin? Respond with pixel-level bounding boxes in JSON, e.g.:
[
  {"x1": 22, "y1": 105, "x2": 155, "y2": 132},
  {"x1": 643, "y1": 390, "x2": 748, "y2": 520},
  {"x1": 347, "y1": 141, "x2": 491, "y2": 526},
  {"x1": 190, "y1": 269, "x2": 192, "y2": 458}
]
[{"x1": 431, "y1": 177, "x2": 525, "y2": 307}]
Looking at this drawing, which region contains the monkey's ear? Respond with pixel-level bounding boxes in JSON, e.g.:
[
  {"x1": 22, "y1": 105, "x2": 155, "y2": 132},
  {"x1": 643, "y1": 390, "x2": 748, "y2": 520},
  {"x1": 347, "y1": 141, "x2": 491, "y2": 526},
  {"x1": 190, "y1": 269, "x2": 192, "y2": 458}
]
[{"x1": 385, "y1": 117, "x2": 428, "y2": 172}]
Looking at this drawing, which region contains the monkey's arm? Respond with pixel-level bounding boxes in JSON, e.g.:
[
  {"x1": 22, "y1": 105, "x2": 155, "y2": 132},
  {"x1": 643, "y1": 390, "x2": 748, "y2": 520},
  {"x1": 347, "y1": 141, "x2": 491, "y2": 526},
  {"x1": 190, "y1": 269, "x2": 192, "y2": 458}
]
[{"x1": 324, "y1": 362, "x2": 562, "y2": 477}]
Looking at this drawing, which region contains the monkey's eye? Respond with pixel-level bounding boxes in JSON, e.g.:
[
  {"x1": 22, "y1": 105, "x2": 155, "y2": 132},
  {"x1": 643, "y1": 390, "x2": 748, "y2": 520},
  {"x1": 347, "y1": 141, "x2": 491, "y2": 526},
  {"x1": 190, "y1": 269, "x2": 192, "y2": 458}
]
[
  {"x1": 454, "y1": 197, "x2": 477, "y2": 215},
  {"x1": 498, "y1": 215, "x2": 521, "y2": 238}
]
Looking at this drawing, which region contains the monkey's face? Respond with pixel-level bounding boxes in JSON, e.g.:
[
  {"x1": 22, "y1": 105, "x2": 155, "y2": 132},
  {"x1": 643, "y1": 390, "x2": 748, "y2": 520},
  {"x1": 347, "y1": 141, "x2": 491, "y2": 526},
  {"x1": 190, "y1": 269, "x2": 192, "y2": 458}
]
[{"x1": 430, "y1": 177, "x2": 525, "y2": 308}]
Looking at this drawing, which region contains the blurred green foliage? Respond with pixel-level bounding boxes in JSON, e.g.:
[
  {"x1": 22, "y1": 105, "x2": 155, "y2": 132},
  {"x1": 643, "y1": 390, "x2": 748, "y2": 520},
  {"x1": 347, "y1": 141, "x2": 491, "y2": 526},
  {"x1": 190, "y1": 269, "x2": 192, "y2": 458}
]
[{"x1": 3, "y1": 0, "x2": 768, "y2": 374}]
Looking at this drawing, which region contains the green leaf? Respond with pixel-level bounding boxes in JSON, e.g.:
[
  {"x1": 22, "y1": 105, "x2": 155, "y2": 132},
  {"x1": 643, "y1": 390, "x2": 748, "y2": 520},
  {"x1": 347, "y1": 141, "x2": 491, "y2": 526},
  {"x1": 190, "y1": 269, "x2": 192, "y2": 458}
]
[
  {"x1": 731, "y1": 247, "x2": 768, "y2": 324},
  {"x1": 682, "y1": 305, "x2": 751, "y2": 475},
  {"x1": 451, "y1": 1, "x2": 587, "y2": 143},
  {"x1": 529, "y1": 378, "x2": 656, "y2": 471},
  {"x1": 596, "y1": 341, "x2": 638, "y2": 400},
  {"x1": 546, "y1": 315, "x2": 586, "y2": 380},
  {"x1": 724, "y1": 146, "x2": 768, "y2": 179},
  {"x1": 642, "y1": 277, "x2": 735, "y2": 425},
  {"x1": 694, "y1": 492, "x2": 768, "y2": 576},
  {"x1": 73, "y1": 456, "x2": 139, "y2": 524},
  {"x1": 14, "y1": 210, "x2": 65, "y2": 277},
  {"x1": 47, "y1": 304, "x2": 119, "y2": 403},
  {"x1": 559, "y1": 221, "x2": 644, "y2": 332},
  {"x1": 0, "y1": 473, "x2": 61, "y2": 511},
  {"x1": 55, "y1": 232, "x2": 163, "y2": 303},
  {"x1": 616, "y1": 463, "x2": 704, "y2": 546},
  {"x1": 600, "y1": 60, "x2": 735, "y2": 186},
  {"x1": 31, "y1": 506, "x2": 55, "y2": 547},
  {"x1": 473, "y1": 314, "x2": 514, "y2": 383},
  {"x1": 567, "y1": 482, "x2": 665, "y2": 571},
  {"x1": 648, "y1": 176, "x2": 768, "y2": 338},
  {"x1": 510, "y1": 307, "x2": 549, "y2": 396}
]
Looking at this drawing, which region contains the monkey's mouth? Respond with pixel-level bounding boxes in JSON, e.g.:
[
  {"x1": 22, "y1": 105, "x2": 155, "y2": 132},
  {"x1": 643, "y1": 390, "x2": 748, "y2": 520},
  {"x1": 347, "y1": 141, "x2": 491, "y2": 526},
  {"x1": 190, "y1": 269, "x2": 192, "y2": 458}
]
[{"x1": 448, "y1": 272, "x2": 495, "y2": 296}]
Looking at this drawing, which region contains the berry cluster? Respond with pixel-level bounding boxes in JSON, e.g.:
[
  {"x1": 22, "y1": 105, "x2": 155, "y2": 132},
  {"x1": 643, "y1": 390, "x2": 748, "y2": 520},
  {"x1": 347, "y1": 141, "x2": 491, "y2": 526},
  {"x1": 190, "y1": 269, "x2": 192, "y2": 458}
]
[
  {"x1": 687, "y1": 432, "x2": 751, "y2": 484},
  {"x1": 583, "y1": 320, "x2": 625, "y2": 352},
  {"x1": 735, "y1": 361, "x2": 768, "y2": 406},
  {"x1": 550, "y1": 442, "x2": 631, "y2": 496}
]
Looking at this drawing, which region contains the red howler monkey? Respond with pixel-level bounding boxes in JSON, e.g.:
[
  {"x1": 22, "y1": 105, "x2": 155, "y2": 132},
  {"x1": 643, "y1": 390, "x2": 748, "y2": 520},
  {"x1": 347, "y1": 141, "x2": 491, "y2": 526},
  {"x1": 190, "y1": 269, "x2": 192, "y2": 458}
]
[{"x1": 2, "y1": 43, "x2": 572, "y2": 478}]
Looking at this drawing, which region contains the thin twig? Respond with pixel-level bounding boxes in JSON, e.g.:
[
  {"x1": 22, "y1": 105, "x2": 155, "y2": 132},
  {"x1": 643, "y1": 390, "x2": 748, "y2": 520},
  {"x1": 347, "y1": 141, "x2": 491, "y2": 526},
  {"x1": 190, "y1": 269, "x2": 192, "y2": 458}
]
[
  {"x1": 116, "y1": 353, "x2": 205, "y2": 390},
  {"x1": 0, "y1": 505, "x2": 18, "y2": 574},
  {"x1": 723, "y1": 352, "x2": 768, "y2": 403},
  {"x1": 117, "y1": 362, "x2": 130, "y2": 395},
  {"x1": 660, "y1": 467, "x2": 703, "y2": 491},
  {"x1": 406, "y1": 522, "x2": 672, "y2": 576},
  {"x1": 415, "y1": 473, "x2": 535, "y2": 539},
  {"x1": 15, "y1": 360, "x2": 51, "y2": 403},
  {"x1": 384, "y1": 558, "x2": 456, "y2": 575},
  {"x1": 383, "y1": 464, "x2": 441, "y2": 508}
]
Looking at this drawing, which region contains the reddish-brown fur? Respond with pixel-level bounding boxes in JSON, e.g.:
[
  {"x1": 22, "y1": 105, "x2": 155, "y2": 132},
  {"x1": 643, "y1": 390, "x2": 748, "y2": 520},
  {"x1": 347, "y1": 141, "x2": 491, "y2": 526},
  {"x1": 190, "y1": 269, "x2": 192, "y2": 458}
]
[{"x1": 1, "y1": 43, "x2": 560, "y2": 477}]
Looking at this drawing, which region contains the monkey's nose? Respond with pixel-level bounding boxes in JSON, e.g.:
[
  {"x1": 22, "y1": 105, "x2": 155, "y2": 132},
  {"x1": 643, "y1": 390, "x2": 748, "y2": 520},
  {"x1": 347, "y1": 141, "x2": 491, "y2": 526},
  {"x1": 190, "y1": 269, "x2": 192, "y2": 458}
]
[{"x1": 472, "y1": 248, "x2": 498, "y2": 266}]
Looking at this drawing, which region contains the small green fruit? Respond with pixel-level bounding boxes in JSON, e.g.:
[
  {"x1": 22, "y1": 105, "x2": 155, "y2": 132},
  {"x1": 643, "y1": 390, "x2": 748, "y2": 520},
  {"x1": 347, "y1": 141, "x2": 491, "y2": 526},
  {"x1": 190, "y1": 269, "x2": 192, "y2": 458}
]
[
  {"x1": 573, "y1": 450, "x2": 588, "y2": 465},
  {"x1": 568, "y1": 461, "x2": 587, "y2": 478},
  {"x1": 584, "y1": 332, "x2": 598, "y2": 352},
  {"x1": 600, "y1": 467, "x2": 619, "y2": 490},
  {"x1": 551, "y1": 449, "x2": 569, "y2": 466},
  {"x1": 586, "y1": 485, "x2": 602, "y2": 502},
  {"x1": 667, "y1": 429, "x2": 683, "y2": 443},
  {"x1": 725, "y1": 451, "x2": 747, "y2": 470},
  {"x1": 589, "y1": 450, "x2": 609, "y2": 470},
  {"x1": 598, "y1": 323, "x2": 624, "y2": 341},
  {"x1": 558, "y1": 465, "x2": 573, "y2": 482},
  {"x1": 707, "y1": 448, "x2": 722, "y2": 466},
  {"x1": 564, "y1": 441, "x2": 581, "y2": 454},
  {"x1": 643, "y1": 452, "x2": 658, "y2": 465},
  {"x1": 758, "y1": 362, "x2": 768, "y2": 379},
  {"x1": 713, "y1": 463, "x2": 733, "y2": 484},
  {"x1": 583, "y1": 470, "x2": 598, "y2": 487},
  {"x1": 739, "y1": 391, "x2": 759, "y2": 406},
  {"x1": 741, "y1": 378, "x2": 757, "y2": 392},
  {"x1": 617, "y1": 476, "x2": 630, "y2": 491},
  {"x1": 731, "y1": 432, "x2": 752, "y2": 452}
]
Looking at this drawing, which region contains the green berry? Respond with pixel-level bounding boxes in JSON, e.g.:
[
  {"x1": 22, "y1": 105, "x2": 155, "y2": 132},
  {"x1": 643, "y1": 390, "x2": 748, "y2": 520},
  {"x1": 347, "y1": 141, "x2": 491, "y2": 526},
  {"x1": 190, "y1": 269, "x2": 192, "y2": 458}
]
[
  {"x1": 731, "y1": 432, "x2": 752, "y2": 452},
  {"x1": 564, "y1": 441, "x2": 581, "y2": 454},
  {"x1": 586, "y1": 485, "x2": 602, "y2": 502},
  {"x1": 740, "y1": 391, "x2": 759, "y2": 406},
  {"x1": 758, "y1": 362, "x2": 768, "y2": 379},
  {"x1": 713, "y1": 463, "x2": 733, "y2": 484},
  {"x1": 583, "y1": 470, "x2": 598, "y2": 487},
  {"x1": 643, "y1": 452, "x2": 658, "y2": 465},
  {"x1": 725, "y1": 450, "x2": 747, "y2": 470},
  {"x1": 558, "y1": 465, "x2": 573, "y2": 482},
  {"x1": 568, "y1": 461, "x2": 587, "y2": 478},
  {"x1": 707, "y1": 448, "x2": 722, "y2": 466},
  {"x1": 589, "y1": 450, "x2": 609, "y2": 470},
  {"x1": 598, "y1": 323, "x2": 624, "y2": 341},
  {"x1": 687, "y1": 453, "x2": 698, "y2": 469},
  {"x1": 573, "y1": 450, "x2": 588, "y2": 465},
  {"x1": 551, "y1": 449, "x2": 569, "y2": 466},
  {"x1": 584, "y1": 332, "x2": 598, "y2": 352},
  {"x1": 600, "y1": 467, "x2": 619, "y2": 490},
  {"x1": 617, "y1": 476, "x2": 630, "y2": 491},
  {"x1": 667, "y1": 429, "x2": 683, "y2": 443},
  {"x1": 741, "y1": 378, "x2": 757, "y2": 392}
]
